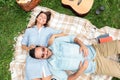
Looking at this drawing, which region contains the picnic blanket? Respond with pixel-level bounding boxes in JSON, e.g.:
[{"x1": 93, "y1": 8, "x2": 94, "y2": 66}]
[{"x1": 9, "y1": 6, "x2": 120, "y2": 80}]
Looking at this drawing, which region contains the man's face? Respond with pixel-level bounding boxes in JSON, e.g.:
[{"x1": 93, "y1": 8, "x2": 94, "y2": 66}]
[{"x1": 35, "y1": 47, "x2": 52, "y2": 59}]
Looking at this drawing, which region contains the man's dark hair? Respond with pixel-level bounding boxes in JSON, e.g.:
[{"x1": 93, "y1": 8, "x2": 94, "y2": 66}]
[
  {"x1": 29, "y1": 46, "x2": 40, "y2": 59},
  {"x1": 29, "y1": 48, "x2": 36, "y2": 59}
]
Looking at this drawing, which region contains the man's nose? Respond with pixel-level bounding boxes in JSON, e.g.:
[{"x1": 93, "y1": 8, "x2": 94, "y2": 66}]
[
  {"x1": 43, "y1": 48, "x2": 47, "y2": 54},
  {"x1": 43, "y1": 52, "x2": 47, "y2": 55}
]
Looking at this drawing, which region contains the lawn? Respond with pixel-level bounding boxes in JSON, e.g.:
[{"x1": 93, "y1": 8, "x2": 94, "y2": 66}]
[{"x1": 0, "y1": 0, "x2": 120, "y2": 80}]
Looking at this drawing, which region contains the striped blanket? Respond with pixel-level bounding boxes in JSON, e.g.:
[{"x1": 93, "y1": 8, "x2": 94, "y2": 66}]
[{"x1": 10, "y1": 6, "x2": 120, "y2": 80}]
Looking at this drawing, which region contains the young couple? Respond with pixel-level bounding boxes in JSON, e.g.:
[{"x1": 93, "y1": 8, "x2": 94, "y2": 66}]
[{"x1": 22, "y1": 11, "x2": 120, "y2": 80}]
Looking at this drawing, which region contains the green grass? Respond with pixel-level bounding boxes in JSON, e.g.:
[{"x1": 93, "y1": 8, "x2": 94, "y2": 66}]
[
  {"x1": 0, "y1": 0, "x2": 120, "y2": 80},
  {"x1": 40, "y1": 0, "x2": 120, "y2": 28}
]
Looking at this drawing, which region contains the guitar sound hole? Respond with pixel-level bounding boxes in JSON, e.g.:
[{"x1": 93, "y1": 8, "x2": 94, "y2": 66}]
[{"x1": 77, "y1": 0, "x2": 82, "y2": 5}]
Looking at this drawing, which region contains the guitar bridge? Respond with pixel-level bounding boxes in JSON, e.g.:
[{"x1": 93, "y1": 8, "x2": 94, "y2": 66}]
[{"x1": 77, "y1": 0, "x2": 82, "y2": 5}]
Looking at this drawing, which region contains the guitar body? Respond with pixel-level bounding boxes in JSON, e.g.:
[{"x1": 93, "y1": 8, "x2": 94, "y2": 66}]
[{"x1": 62, "y1": 0, "x2": 94, "y2": 15}]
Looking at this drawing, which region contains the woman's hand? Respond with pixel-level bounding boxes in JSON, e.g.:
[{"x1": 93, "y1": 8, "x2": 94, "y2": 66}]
[
  {"x1": 22, "y1": 45, "x2": 35, "y2": 53},
  {"x1": 28, "y1": 45, "x2": 35, "y2": 51},
  {"x1": 80, "y1": 45, "x2": 89, "y2": 57}
]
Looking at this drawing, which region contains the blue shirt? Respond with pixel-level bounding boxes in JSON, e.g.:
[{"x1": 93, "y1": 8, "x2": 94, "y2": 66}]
[
  {"x1": 48, "y1": 35, "x2": 96, "y2": 80},
  {"x1": 22, "y1": 26, "x2": 61, "y2": 47},
  {"x1": 22, "y1": 26, "x2": 61, "y2": 79}
]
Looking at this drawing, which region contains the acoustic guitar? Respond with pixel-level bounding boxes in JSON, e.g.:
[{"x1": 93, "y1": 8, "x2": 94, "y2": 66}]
[{"x1": 62, "y1": 0, "x2": 94, "y2": 15}]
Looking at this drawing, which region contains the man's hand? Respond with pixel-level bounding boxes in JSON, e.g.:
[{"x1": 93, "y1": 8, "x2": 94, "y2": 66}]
[
  {"x1": 67, "y1": 60, "x2": 88, "y2": 80},
  {"x1": 74, "y1": 37, "x2": 89, "y2": 57},
  {"x1": 78, "y1": 60, "x2": 88, "y2": 72},
  {"x1": 80, "y1": 45, "x2": 89, "y2": 57}
]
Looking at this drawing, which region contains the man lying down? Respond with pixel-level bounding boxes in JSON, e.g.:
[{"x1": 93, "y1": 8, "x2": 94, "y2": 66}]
[{"x1": 29, "y1": 34, "x2": 120, "y2": 80}]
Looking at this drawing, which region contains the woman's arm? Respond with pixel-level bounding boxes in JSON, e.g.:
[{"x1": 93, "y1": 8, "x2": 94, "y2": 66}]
[
  {"x1": 48, "y1": 33, "x2": 68, "y2": 46},
  {"x1": 42, "y1": 75, "x2": 52, "y2": 80},
  {"x1": 22, "y1": 45, "x2": 35, "y2": 52},
  {"x1": 53, "y1": 33, "x2": 68, "y2": 38}
]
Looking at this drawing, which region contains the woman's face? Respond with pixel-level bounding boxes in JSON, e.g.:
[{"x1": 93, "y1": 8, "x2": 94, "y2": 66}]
[{"x1": 37, "y1": 13, "x2": 47, "y2": 25}]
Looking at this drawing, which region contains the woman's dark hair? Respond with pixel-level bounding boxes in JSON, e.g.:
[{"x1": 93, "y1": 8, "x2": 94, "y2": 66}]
[
  {"x1": 29, "y1": 48, "x2": 36, "y2": 59},
  {"x1": 34, "y1": 11, "x2": 51, "y2": 27}
]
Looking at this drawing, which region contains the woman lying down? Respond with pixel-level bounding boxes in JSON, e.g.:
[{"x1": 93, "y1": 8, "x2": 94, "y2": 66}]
[{"x1": 29, "y1": 34, "x2": 120, "y2": 80}]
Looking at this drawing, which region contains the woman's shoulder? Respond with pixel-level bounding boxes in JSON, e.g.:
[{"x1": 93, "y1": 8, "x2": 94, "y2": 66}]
[
  {"x1": 25, "y1": 26, "x2": 36, "y2": 33},
  {"x1": 27, "y1": 26, "x2": 36, "y2": 30},
  {"x1": 44, "y1": 27, "x2": 55, "y2": 30},
  {"x1": 44, "y1": 26, "x2": 51, "y2": 29}
]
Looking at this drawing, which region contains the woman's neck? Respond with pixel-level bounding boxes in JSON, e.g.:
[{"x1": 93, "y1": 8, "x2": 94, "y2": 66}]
[{"x1": 36, "y1": 23, "x2": 43, "y2": 29}]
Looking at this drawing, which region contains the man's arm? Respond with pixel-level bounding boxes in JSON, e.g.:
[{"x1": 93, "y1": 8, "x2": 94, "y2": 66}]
[
  {"x1": 67, "y1": 37, "x2": 89, "y2": 80},
  {"x1": 68, "y1": 60, "x2": 88, "y2": 80},
  {"x1": 74, "y1": 37, "x2": 89, "y2": 57},
  {"x1": 74, "y1": 37, "x2": 85, "y2": 46}
]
